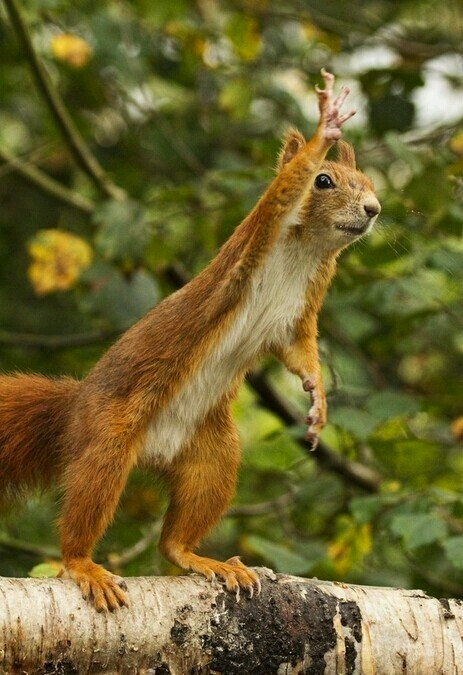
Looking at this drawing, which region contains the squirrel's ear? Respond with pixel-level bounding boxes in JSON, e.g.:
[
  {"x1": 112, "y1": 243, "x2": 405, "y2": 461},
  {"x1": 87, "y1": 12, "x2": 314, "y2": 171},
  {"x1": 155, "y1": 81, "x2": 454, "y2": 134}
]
[
  {"x1": 336, "y1": 140, "x2": 356, "y2": 169},
  {"x1": 276, "y1": 128, "x2": 306, "y2": 171}
]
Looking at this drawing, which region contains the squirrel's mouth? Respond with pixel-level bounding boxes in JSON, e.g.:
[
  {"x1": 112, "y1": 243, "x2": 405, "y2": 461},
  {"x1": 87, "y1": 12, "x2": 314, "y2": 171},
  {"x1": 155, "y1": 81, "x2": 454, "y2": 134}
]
[{"x1": 335, "y1": 223, "x2": 369, "y2": 236}]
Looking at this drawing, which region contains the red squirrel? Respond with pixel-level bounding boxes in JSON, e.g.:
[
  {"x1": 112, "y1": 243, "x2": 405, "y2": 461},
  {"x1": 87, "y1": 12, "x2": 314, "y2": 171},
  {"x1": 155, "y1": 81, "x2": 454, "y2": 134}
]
[{"x1": 0, "y1": 71, "x2": 380, "y2": 611}]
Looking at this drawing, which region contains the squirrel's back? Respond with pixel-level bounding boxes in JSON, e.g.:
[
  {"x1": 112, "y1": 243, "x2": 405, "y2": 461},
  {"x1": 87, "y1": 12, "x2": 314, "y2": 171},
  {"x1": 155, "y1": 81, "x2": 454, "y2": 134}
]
[{"x1": 0, "y1": 373, "x2": 80, "y2": 507}]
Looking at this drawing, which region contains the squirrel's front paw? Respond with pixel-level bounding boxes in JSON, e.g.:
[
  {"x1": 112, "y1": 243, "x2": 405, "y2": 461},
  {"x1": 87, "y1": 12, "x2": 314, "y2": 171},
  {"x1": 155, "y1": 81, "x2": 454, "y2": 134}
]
[
  {"x1": 315, "y1": 69, "x2": 355, "y2": 142},
  {"x1": 303, "y1": 377, "x2": 327, "y2": 450}
]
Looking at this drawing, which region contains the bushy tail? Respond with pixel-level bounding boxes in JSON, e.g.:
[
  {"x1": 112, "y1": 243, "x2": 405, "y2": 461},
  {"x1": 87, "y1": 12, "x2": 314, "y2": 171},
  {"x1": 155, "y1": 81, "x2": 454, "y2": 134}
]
[{"x1": 0, "y1": 373, "x2": 80, "y2": 507}]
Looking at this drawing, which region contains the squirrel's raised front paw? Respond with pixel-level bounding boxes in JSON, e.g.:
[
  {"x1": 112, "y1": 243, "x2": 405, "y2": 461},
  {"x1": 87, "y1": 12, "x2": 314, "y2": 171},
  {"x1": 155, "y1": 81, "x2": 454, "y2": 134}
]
[{"x1": 315, "y1": 69, "x2": 355, "y2": 142}]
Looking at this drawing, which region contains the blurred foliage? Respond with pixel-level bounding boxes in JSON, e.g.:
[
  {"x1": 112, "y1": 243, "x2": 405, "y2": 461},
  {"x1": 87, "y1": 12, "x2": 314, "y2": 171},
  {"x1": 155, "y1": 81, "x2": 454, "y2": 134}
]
[{"x1": 0, "y1": 0, "x2": 462, "y2": 597}]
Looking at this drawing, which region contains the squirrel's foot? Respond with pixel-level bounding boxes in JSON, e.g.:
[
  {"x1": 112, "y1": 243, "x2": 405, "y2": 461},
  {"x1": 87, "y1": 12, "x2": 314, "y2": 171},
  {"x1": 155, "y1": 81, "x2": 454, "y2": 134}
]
[
  {"x1": 303, "y1": 377, "x2": 326, "y2": 450},
  {"x1": 61, "y1": 557, "x2": 129, "y2": 611},
  {"x1": 169, "y1": 549, "x2": 260, "y2": 599},
  {"x1": 315, "y1": 69, "x2": 355, "y2": 142}
]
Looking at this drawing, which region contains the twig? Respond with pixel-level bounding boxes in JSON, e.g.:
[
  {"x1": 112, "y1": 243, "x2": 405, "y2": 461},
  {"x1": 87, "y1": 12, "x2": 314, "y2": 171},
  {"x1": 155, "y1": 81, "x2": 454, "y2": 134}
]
[
  {"x1": 0, "y1": 328, "x2": 121, "y2": 349},
  {"x1": 122, "y1": 90, "x2": 205, "y2": 175},
  {"x1": 2, "y1": 0, "x2": 125, "y2": 201},
  {"x1": 0, "y1": 147, "x2": 95, "y2": 215},
  {"x1": 107, "y1": 522, "x2": 161, "y2": 571},
  {"x1": 0, "y1": 533, "x2": 60, "y2": 559},
  {"x1": 227, "y1": 492, "x2": 295, "y2": 517}
]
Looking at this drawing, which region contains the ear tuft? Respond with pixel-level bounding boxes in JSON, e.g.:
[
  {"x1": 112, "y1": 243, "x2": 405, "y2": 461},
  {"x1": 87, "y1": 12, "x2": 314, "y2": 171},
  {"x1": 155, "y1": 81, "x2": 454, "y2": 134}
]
[
  {"x1": 276, "y1": 127, "x2": 306, "y2": 171},
  {"x1": 336, "y1": 140, "x2": 356, "y2": 169}
]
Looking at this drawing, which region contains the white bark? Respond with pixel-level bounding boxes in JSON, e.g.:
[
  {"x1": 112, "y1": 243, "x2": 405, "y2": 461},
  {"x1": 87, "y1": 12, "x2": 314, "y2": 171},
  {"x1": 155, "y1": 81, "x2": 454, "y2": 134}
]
[{"x1": 0, "y1": 568, "x2": 462, "y2": 674}]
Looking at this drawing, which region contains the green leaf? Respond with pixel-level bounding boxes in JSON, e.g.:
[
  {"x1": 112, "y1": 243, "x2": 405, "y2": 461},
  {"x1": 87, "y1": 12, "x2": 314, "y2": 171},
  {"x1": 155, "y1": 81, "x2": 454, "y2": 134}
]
[
  {"x1": 366, "y1": 271, "x2": 454, "y2": 317},
  {"x1": 145, "y1": 75, "x2": 194, "y2": 113},
  {"x1": 443, "y1": 536, "x2": 463, "y2": 570},
  {"x1": 350, "y1": 495, "x2": 397, "y2": 525},
  {"x1": 219, "y1": 79, "x2": 253, "y2": 118},
  {"x1": 390, "y1": 514, "x2": 447, "y2": 550},
  {"x1": 245, "y1": 431, "x2": 303, "y2": 472},
  {"x1": 330, "y1": 307, "x2": 378, "y2": 341},
  {"x1": 82, "y1": 267, "x2": 159, "y2": 328},
  {"x1": 330, "y1": 407, "x2": 379, "y2": 439},
  {"x1": 245, "y1": 535, "x2": 314, "y2": 575},
  {"x1": 330, "y1": 346, "x2": 372, "y2": 390},
  {"x1": 94, "y1": 200, "x2": 151, "y2": 261},
  {"x1": 366, "y1": 391, "x2": 420, "y2": 422},
  {"x1": 29, "y1": 562, "x2": 60, "y2": 578}
]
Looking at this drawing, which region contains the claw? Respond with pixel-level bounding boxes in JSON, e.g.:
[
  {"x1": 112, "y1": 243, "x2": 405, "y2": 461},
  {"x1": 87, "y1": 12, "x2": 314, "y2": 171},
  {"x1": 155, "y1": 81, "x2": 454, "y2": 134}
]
[
  {"x1": 339, "y1": 110, "x2": 356, "y2": 124},
  {"x1": 320, "y1": 67, "x2": 334, "y2": 84},
  {"x1": 306, "y1": 431, "x2": 319, "y2": 451},
  {"x1": 248, "y1": 585, "x2": 254, "y2": 599},
  {"x1": 315, "y1": 68, "x2": 355, "y2": 141},
  {"x1": 303, "y1": 378, "x2": 315, "y2": 392},
  {"x1": 226, "y1": 556, "x2": 241, "y2": 566},
  {"x1": 114, "y1": 576, "x2": 128, "y2": 591},
  {"x1": 307, "y1": 412, "x2": 319, "y2": 426}
]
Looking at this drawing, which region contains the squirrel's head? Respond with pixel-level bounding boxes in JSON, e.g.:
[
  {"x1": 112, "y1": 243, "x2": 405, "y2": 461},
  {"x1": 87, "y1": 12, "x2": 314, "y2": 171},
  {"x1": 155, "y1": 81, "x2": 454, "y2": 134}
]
[{"x1": 277, "y1": 129, "x2": 381, "y2": 252}]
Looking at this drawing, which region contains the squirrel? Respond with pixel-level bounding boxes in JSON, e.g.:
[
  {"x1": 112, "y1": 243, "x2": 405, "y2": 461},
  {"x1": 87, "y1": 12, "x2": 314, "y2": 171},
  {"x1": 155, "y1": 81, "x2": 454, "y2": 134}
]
[{"x1": 0, "y1": 71, "x2": 380, "y2": 611}]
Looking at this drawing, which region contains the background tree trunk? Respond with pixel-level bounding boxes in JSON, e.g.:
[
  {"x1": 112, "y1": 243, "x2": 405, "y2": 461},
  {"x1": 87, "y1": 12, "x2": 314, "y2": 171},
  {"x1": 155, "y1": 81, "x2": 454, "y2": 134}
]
[{"x1": 0, "y1": 569, "x2": 461, "y2": 674}]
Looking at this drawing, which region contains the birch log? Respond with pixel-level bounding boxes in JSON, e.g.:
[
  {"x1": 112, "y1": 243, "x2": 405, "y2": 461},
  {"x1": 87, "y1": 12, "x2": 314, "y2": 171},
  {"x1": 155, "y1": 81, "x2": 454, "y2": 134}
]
[{"x1": 0, "y1": 568, "x2": 462, "y2": 674}]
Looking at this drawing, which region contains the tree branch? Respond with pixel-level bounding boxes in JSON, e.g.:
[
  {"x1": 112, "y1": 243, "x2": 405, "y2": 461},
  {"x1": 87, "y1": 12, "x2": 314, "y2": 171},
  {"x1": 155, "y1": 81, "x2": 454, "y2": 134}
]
[
  {"x1": 0, "y1": 147, "x2": 95, "y2": 214},
  {"x1": 1, "y1": 572, "x2": 462, "y2": 673},
  {"x1": 2, "y1": 0, "x2": 125, "y2": 201},
  {"x1": 0, "y1": 532, "x2": 59, "y2": 560},
  {"x1": 246, "y1": 370, "x2": 382, "y2": 493}
]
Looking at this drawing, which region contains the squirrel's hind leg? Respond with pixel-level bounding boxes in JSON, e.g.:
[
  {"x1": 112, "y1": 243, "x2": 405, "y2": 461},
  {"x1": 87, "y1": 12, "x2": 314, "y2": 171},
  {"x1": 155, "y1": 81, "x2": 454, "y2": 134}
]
[
  {"x1": 159, "y1": 406, "x2": 260, "y2": 597},
  {"x1": 59, "y1": 430, "x2": 140, "y2": 611}
]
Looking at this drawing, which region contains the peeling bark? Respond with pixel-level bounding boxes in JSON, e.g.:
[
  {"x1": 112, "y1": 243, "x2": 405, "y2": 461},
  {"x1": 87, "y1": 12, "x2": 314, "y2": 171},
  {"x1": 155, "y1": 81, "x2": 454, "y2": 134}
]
[{"x1": 0, "y1": 569, "x2": 462, "y2": 674}]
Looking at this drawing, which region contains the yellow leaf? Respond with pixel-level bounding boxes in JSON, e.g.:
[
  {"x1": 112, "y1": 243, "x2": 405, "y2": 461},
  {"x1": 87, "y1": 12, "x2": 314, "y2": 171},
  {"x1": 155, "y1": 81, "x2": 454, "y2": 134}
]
[
  {"x1": 219, "y1": 78, "x2": 253, "y2": 118},
  {"x1": 51, "y1": 33, "x2": 92, "y2": 68},
  {"x1": 449, "y1": 130, "x2": 463, "y2": 157},
  {"x1": 27, "y1": 229, "x2": 92, "y2": 295},
  {"x1": 302, "y1": 21, "x2": 325, "y2": 40},
  {"x1": 302, "y1": 21, "x2": 341, "y2": 51},
  {"x1": 451, "y1": 417, "x2": 463, "y2": 441},
  {"x1": 226, "y1": 15, "x2": 262, "y2": 61},
  {"x1": 328, "y1": 516, "x2": 372, "y2": 576}
]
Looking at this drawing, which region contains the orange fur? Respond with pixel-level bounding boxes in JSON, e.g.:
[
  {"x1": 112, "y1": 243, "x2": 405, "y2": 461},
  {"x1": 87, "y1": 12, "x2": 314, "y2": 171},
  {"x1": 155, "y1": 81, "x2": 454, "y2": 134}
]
[
  {"x1": 0, "y1": 373, "x2": 79, "y2": 506},
  {"x1": 0, "y1": 72, "x2": 380, "y2": 610},
  {"x1": 158, "y1": 403, "x2": 258, "y2": 594}
]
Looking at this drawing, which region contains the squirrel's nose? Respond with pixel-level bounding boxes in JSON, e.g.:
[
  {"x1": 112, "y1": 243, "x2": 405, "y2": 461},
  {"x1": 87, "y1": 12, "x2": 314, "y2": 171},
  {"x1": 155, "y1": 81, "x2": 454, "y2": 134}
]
[{"x1": 364, "y1": 199, "x2": 381, "y2": 218}]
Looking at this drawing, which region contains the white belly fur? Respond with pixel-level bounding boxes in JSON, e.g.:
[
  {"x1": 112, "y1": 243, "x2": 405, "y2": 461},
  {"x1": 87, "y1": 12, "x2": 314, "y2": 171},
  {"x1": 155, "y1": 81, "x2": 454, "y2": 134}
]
[{"x1": 142, "y1": 236, "x2": 321, "y2": 463}]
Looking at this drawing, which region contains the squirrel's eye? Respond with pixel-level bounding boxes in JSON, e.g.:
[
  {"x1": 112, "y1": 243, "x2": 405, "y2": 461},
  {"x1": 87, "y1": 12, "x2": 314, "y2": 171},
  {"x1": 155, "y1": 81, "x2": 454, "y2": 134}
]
[{"x1": 315, "y1": 174, "x2": 334, "y2": 189}]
